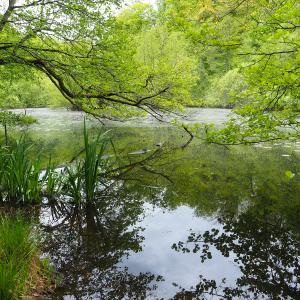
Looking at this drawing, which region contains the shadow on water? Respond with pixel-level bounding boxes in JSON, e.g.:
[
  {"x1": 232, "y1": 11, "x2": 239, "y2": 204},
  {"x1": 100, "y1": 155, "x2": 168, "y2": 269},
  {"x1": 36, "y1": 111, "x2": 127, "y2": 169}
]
[
  {"x1": 41, "y1": 190, "x2": 164, "y2": 299},
  {"x1": 172, "y1": 200, "x2": 300, "y2": 299},
  {"x1": 37, "y1": 142, "x2": 300, "y2": 299}
]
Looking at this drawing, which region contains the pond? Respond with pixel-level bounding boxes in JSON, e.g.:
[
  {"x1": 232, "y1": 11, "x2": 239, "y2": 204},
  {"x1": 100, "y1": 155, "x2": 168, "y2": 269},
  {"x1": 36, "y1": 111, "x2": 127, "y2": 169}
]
[{"x1": 4, "y1": 108, "x2": 300, "y2": 299}]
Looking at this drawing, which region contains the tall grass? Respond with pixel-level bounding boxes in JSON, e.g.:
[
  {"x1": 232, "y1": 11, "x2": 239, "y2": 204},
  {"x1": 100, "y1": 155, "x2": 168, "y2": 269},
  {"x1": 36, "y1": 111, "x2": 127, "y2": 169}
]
[
  {"x1": 43, "y1": 157, "x2": 63, "y2": 199},
  {"x1": 0, "y1": 215, "x2": 38, "y2": 300},
  {"x1": 0, "y1": 122, "x2": 111, "y2": 205},
  {"x1": 0, "y1": 147, "x2": 8, "y2": 203},
  {"x1": 62, "y1": 121, "x2": 110, "y2": 202},
  {"x1": 1, "y1": 138, "x2": 43, "y2": 204},
  {"x1": 83, "y1": 120, "x2": 108, "y2": 202},
  {"x1": 65, "y1": 162, "x2": 83, "y2": 203}
]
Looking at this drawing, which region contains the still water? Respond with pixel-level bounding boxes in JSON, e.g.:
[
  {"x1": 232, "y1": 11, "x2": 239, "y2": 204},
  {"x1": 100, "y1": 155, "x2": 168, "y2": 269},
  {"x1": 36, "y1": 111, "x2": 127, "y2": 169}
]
[{"x1": 11, "y1": 109, "x2": 300, "y2": 299}]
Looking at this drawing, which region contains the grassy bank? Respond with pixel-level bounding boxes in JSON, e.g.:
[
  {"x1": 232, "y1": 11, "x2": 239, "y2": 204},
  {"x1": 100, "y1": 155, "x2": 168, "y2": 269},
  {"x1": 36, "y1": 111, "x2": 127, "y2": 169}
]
[{"x1": 0, "y1": 215, "x2": 48, "y2": 299}]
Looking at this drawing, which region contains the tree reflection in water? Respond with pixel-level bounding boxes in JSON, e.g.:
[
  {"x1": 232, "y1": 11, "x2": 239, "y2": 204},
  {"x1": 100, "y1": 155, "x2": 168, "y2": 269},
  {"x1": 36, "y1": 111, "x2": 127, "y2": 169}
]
[
  {"x1": 172, "y1": 200, "x2": 300, "y2": 299},
  {"x1": 38, "y1": 143, "x2": 300, "y2": 299},
  {"x1": 41, "y1": 184, "x2": 164, "y2": 299}
]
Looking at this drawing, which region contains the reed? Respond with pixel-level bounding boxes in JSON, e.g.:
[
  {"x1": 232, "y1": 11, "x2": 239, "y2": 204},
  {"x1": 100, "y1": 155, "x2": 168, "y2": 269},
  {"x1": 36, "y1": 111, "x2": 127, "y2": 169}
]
[
  {"x1": 0, "y1": 147, "x2": 8, "y2": 202},
  {"x1": 65, "y1": 162, "x2": 83, "y2": 204},
  {"x1": 43, "y1": 157, "x2": 63, "y2": 199},
  {"x1": 2, "y1": 137, "x2": 43, "y2": 204},
  {"x1": 0, "y1": 122, "x2": 111, "y2": 205},
  {"x1": 83, "y1": 120, "x2": 108, "y2": 202}
]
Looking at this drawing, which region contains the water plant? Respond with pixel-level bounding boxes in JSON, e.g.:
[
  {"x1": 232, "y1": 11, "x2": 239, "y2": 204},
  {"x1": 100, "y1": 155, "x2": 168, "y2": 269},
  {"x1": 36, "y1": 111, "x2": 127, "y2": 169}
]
[
  {"x1": 83, "y1": 120, "x2": 109, "y2": 202},
  {"x1": 2, "y1": 137, "x2": 43, "y2": 204},
  {"x1": 0, "y1": 121, "x2": 112, "y2": 205},
  {"x1": 65, "y1": 162, "x2": 83, "y2": 204},
  {"x1": 43, "y1": 157, "x2": 63, "y2": 199},
  {"x1": 0, "y1": 147, "x2": 8, "y2": 203},
  {"x1": 64, "y1": 121, "x2": 110, "y2": 202}
]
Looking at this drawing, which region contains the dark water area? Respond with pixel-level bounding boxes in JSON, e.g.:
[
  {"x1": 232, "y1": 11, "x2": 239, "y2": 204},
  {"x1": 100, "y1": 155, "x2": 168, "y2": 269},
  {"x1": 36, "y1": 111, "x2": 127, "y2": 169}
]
[{"x1": 2, "y1": 109, "x2": 300, "y2": 299}]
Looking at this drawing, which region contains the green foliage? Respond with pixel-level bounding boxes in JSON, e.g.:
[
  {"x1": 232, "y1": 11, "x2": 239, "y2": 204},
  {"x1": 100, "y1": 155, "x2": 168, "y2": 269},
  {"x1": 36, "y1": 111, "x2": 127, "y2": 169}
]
[
  {"x1": 118, "y1": 3, "x2": 156, "y2": 33},
  {"x1": 285, "y1": 170, "x2": 295, "y2": 180},
  {"x1": 65, "y1": 162, "x2": 83, "y2": 204},
  {"x1": 83, "y1": 121, "x2": 109, "y2": 202},
  {"x1": 0, "y1": 111, "x2": 37, "y2": 145},
  {"x1": 0, "y1": 75, "x2": 68, "y2": 109},
  {"x1": 162, "y1": 0, "x2": 300, "y2": 142},
  {"x1": 0, "y1": 111, "x2": 36, "y2": 127},
  {"x1": 0, "y1": 216, "x2": 37, "y2": 300},
  {"x1": 205, "y1": 68, "x2": 248, "y2": 108},
  {"x1": 62, "y1": 123, "x2": 111, "y2": 202},
  {"x1": 0, "y1": 60, "x2": 68, "y2": 109},
  {"x1": 42, "y1": 158, "x2": 63, "y2": 198},
  {"x1": 134, "y1": 25, "x2": 199, "y2": 109},
  {"x1": 1, "y1": 137, "x2": 43, "y2": 204},
  {"x1": 0, "y1": 0, "x2": 203, "y2": 118},
  {"x1": 0, "y1": 0, "x2": 299, "y2": 140},
  {"x1": 0, "y1": 122, "x2": 113, "y2": 204}
]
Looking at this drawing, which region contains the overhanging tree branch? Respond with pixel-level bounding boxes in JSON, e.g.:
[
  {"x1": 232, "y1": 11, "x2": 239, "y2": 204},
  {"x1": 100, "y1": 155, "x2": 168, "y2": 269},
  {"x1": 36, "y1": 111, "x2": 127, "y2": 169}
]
[{"x1": 0, "y1": 0, "x2": 17, "y2": 33}]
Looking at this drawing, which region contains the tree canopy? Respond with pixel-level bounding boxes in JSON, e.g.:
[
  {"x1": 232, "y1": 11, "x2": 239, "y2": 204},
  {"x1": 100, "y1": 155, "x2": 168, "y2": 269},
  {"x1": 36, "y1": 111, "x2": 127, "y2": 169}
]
[
  {"x1": 1, "y1": 0, "x2": 299, "y2": 142},
  {"x1": 161, "y1": 0, "x2": 300, "y2": 143},
  {"x1": 0, "y1": 0, "x2": 200, "y2": 119}
]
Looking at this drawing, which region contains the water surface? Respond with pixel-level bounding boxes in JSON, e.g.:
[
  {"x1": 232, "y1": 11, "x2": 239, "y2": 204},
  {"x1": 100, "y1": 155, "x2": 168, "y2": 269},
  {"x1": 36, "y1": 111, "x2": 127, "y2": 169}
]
[{"x1": 5, "y1": 108, "x2": 300, "y2": 299}]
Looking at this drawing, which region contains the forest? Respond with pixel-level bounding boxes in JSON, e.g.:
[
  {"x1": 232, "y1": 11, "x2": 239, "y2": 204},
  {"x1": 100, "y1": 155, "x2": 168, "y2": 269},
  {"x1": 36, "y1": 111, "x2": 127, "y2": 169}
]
[{"x1": 0, "y1": 0, "x2": 299, "y2": 299}]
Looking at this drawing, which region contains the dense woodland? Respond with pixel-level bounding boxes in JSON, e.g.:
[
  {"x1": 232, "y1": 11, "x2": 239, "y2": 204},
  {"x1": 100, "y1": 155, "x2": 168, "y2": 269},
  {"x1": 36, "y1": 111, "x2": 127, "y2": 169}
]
[
  {"x1": 0, "y1": 0, "x2": 299, "y2": 142},
  {"x1": 0, "y1": 1, "x2": 300, "y2": 299}
]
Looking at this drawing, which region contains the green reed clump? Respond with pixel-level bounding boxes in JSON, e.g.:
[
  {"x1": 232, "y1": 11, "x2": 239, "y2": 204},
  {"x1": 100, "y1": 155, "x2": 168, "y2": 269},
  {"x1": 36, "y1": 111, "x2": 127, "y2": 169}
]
[
  {"x1": 1, "y1": 138, "x2": 43, "y2": 204},
  {"x1": 0, "y1": 122, "x2": 112, "y2": 205},
  {"x1": 0, "y1": 216, "x2": 38, "y2": 300},
  {"x1": 65, "y1": 162, "x2": 83, "y2": 203},
  {"x1": 62, "y1": 121, "x2": 110, "y2": 203},
  {"x1": 83, "y1": 121, "x2": 108, "y2": 202},
  {"x1": 0, "y1": 147, "x2": 8, "y2": 203},
  {"x1": 43, "y1": 157, "x2": 63, "y2": 199}
]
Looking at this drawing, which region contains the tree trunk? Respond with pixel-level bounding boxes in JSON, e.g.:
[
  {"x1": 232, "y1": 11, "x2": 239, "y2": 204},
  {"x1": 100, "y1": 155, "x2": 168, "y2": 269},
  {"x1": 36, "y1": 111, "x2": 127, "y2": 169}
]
[{"x1": 0, "y1": 0, "x2": 17, "y2": 33}]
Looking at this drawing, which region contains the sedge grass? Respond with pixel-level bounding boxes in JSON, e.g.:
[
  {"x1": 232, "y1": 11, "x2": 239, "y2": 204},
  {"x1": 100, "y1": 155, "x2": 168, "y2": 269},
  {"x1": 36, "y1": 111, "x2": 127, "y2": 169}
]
[
  {"x1": 1, "y1": 138, "x2": 43, "y2": 204},
  {"x1": 0, "y1": 215, "x2": 38, "y2": 299},
  {"x1": 83, "y1": 120, "x2": 108, "y2": 202}
]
